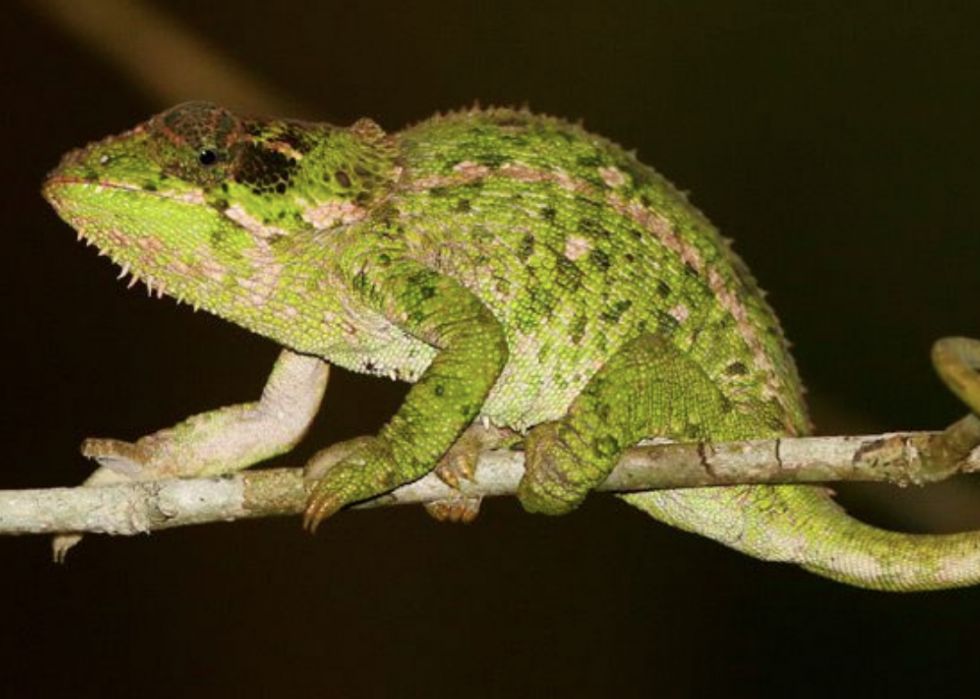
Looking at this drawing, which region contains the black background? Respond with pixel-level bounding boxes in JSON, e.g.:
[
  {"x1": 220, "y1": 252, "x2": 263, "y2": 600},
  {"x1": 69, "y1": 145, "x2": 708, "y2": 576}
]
[{"x1": 3, "y1": 1, "x2": 980, "y2": 696}]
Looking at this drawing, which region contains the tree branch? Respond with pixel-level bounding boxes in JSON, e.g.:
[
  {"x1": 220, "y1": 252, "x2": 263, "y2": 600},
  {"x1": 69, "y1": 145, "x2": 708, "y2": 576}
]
[{"x1": 2, "y1": 430, "x2": 978, "y2": 539}]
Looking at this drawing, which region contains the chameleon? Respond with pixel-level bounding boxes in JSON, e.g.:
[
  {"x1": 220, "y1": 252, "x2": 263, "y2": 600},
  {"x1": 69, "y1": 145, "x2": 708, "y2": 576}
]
[{"x1": 42, "y1": 101, "x2": 980, "y2": 590}]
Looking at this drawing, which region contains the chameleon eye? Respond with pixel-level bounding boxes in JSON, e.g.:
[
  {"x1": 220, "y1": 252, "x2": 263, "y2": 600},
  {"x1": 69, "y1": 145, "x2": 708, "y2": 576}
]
[
  {"x1": 198, "y1": 149, "x2": 219, "y2": 167},
  {"x1": 148, "y1": 102, "x2": 246, "y2": 183}
]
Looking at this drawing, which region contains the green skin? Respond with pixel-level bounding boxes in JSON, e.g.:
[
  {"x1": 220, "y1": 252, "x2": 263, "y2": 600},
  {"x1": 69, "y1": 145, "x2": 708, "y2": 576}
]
[{"x1": 43, "y1": 102, "x2": 980, "y2": 589}]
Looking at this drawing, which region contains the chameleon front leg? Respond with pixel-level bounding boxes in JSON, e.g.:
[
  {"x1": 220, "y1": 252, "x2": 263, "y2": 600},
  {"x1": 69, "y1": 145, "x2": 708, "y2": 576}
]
[
  {"x1": 518, "y1": 333, "x2": 765, "y2": 515},
  {"x1": 53, "y1": 349, "x2": 328, "y2": 559},
  {"x1": 304, "y1": 264, "x2": 508, "y2": 530}
]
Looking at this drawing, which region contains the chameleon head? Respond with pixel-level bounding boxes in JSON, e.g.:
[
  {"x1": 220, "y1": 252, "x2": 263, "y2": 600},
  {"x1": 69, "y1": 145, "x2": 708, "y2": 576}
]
[{"x1": 42, "y1": 101, "x2": 393, "y2": 312}]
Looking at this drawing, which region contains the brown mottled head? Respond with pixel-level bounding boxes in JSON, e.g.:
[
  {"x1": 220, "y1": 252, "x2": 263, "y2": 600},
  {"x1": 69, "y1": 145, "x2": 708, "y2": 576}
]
[{"x1": 148, "y1": 101, "x2": 248, "y2": 187}]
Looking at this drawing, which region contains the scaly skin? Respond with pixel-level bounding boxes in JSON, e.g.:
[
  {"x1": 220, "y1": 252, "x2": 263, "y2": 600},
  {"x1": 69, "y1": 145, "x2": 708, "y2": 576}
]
[{"x1": 43, "y1": 102, "x2": 980, "y2": 589}]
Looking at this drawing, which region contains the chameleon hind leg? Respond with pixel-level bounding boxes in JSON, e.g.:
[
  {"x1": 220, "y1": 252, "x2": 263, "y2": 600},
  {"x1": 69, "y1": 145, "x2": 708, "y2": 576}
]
[{"x1": 518, "y1": 333, "x2": 771, "y2": 515}]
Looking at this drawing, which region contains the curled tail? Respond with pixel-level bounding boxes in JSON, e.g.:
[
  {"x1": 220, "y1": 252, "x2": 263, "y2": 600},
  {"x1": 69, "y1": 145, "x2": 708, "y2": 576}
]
[{"x1": 623, "y1": 484, "x2": 980, "y2": 591}]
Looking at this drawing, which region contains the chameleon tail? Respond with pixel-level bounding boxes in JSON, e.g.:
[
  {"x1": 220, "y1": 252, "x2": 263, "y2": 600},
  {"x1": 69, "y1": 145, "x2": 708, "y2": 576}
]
[{"x1": 623, "y1": 484, "x2": 980, "y2": 592}]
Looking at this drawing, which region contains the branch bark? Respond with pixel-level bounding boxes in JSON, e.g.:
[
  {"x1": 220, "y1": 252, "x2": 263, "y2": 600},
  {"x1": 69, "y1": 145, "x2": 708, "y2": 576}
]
[{"x1": 2, "y1": 430, "x2": 978, "y2": 538}]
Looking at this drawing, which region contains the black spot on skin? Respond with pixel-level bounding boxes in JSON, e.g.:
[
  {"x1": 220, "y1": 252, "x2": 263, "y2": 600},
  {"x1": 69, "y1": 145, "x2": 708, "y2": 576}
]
[
  {"x1": 144, "y1": 182, "x2": 158, "y2": 193},
  {"x1": 725, "y1": 361, "x2": 749, "y2": 376},
  {"x1": 576, "y1": 154, "x2": 604, "y2": 168},
  {"x1": 555, "y1": 255, "x2": 584, "y2": 292},
  {"x1": 764, "y1": 400, "x2": 785, "y2": 431},
  {"x1": 275, "y1": 182, "x2": 287, "y2": 194},
  {"x1": 428, "y1": 186, "x2": 450, "y2": 198},
  {"x1": 541, "y1": 206, "x2": 557, "y2": 222},
  {"x1": 600, "y1": 299, "x2": 632, "y2": 323},
  {"x1": 570, "y1": 313, "x2": 588, "y2": 345},
  {"x1": 236, "y1": 143, "x2": 296, "y2": 194},
  {"x1": 474, "y1": 151, "x2": 508, "y2": 169},
  {"x1": 517, "y1": 233, "x2": 535, "y2": 262},
  {"x1": 352, "y1": 271, "x2": 371, "y2": 295},
  {"x1": 624, "y1": 252, "x2": 635, "y2": 263},
  {"x1": 434, "y1": 384, "x2": 445, "y2": 397},
  {"x1": 659, "y1": 312, "x2": 680, "y2": 334},
  {"x1": 276, "y1": 124, "x2": 315, "y2": 153},
  {"x1": 374, "y1": 202, "x2": 401, "y2": 224},
  {"x1": 335, "y1": 170, "x2": 352, "y2": 188},
  {"x1": 689, "y1": 324, "x2": 704, "y2": 345},
  {"x1": 455, "y1": 198, "x2": 472, "y2": 213},
  {"x1": 590, "y1": 249, "x2": 611, "y2": 272},
  {"x1": 657, "y1": 281, "x2": 672, "y2": 298},
  {"x1": 684, "y1": 261, "x2": 699, "y2": 278},
  {"x1": 574, "y1": 195, "x2": 603, "y2": 212},
  {"x1": 594, "y1": 403, "x2": 611, "y2": 422}
]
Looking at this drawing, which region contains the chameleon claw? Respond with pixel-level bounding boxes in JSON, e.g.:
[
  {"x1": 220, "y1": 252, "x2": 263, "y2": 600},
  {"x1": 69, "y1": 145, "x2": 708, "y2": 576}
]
[{"x1": 303, "y1": 492, "x2": 342, "y2": 533}]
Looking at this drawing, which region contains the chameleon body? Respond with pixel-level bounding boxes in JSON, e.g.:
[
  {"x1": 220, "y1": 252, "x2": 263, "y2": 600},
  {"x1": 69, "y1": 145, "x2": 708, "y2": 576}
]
[{"x1": 43, "y1": 102, "x2": 980, "y2": 589}]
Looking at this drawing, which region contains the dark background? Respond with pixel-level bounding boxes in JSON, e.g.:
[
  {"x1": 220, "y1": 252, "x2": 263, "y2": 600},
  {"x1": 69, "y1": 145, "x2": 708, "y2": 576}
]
[{"x1": 4, "y1": 1, "x2": 980, "y2": 696}]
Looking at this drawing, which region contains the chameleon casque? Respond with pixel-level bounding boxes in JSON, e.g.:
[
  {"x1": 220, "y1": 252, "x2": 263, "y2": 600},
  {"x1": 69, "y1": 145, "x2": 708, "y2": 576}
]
[{"x1": 43, "y1": 101, "x2": 980, "y2": 590}]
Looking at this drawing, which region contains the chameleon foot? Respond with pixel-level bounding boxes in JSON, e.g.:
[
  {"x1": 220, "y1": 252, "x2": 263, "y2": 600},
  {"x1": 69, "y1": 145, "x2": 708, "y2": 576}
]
[
  {"x1": 423, "y1": 497, "x2": 482, "y2": 523},
  {"x1": 424, "y1": 423, "x2": 518, "y2": 523},
  {"x1": 517, "y1": 421, "x2": 594, "y2": 515},
  {"x1": 82, "y1": 437, "x2": 160, "y2": 476},
  {"x1": 303, "y1": 436, "x2": 394, "y2": 532}
]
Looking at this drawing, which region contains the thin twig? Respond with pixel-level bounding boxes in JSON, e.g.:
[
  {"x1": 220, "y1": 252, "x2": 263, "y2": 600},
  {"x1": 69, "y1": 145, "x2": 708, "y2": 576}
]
[{"x1": 2, "y1": 431, "x2": 978, "y2": 538}]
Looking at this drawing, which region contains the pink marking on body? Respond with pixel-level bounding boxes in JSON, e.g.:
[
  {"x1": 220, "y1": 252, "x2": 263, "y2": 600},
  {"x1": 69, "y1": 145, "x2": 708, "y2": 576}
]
[
  {"x1": 563, "y1": 236, "x2": 592, "y2": 261},
  {"x1": 607, "y1": 192, "x2": 786, "y2": 405},
  {"x1": 301, "y1": 199, "x2": 367, "y2": 229},
  {"x1": 599, "y1": 165, "x2": 627, "y2": 188},
  {"x1": 400, "y1": 156, "x2": 793, "y2": 414},
  {"x1": 668, "y1": 304, "x2": 690, "y2": 324},
  {"x1": 200, "y1": 257, "x2": 227, "y2": 284},
  {"x1": 174, "y1": 190, "x2": 207, "y2": 206},
  {"x1": 452, "y1": 161, "x2": 492, "y2": 178},
  {"x1": 267, "y1": 140, "x2": 304, "y2": 160},
  {"x1": 225, "y1": 204, "x2": 291, "y2": 239},
  {"x1": 409, "y1": 161, "x2": 594, "y2": 197}
]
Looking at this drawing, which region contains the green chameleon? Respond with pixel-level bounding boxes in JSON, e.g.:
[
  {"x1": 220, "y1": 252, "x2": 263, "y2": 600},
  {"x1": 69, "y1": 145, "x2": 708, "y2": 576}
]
[{"x1": 43, "y1": 101, "x2": 980, "y2": 590}]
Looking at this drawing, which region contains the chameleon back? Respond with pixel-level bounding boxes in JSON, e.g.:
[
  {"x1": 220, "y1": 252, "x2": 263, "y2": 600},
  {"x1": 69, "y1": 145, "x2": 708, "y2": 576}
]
[{"x1": 386, "y1": 108, "x2": 807, "y2": 436}]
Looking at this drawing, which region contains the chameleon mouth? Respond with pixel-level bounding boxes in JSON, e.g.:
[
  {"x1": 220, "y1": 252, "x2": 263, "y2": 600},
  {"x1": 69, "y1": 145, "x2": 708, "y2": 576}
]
[{"x1": 43, "y1": 175, "x2": 179, "y2": 300}]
